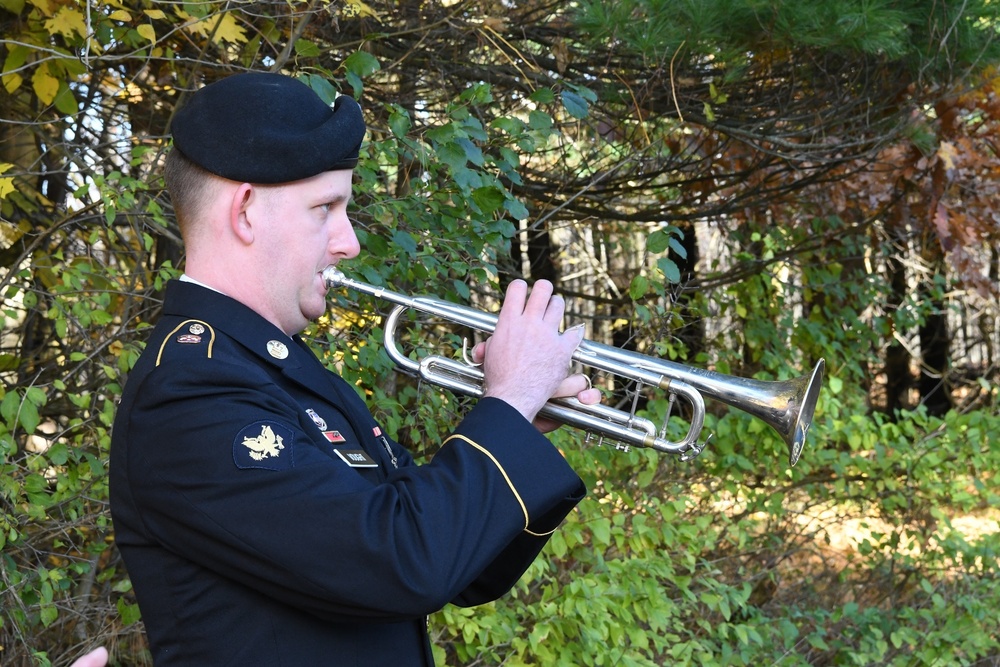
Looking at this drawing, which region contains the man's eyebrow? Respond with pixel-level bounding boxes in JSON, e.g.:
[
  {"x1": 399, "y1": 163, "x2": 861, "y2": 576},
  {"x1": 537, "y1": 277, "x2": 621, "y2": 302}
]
[{"x1": 316, "y1": 192, "x2": 351, "y2": 205}]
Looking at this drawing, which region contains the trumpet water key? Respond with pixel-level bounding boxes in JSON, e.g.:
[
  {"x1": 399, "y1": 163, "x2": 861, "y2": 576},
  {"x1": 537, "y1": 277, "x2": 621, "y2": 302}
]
[{"x1": 324, "y1": 268, "x2": 825, "y2": 466}]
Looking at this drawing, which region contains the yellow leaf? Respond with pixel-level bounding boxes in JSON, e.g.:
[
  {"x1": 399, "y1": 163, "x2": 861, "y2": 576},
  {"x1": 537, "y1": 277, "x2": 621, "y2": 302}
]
[
  {"x1": 178, "y1": 9, "x2": 246, "y2": 45},
  {"x1": 0, "y1": 175, "x2": 15, "y2": 200},
  {"x1": 27, "y1": 0, "x2": 56, "y2": 17},
  {"x1": 209, "y1": 12, "x2": 246, "y2": 45},
  {"x1": 137, "y1": 23, "x2": 155, "y2": 44},
  {"x1": 3, "y1": 72, "x2": 22, "y2": 94},
  {"x1": 143, "y1": 9, "x2": 167, "y2": 20},
  {"x1": 936, "y1": 141, "x2": 958, "y2": 171},
  {"x1": 44, "y1": 5, "x2": 87, "y2": 40},
  {"x1": 343, "y1": 0, "x2": 381, "y2": 20},
  {"x1": 2, "y1": 220, "x2": 27, "y2": 247},
  {"x1": 32, "y1": 67, "x2": 59, "y2": 105},
  {"x1": 108, "y1": 9, "x2": 131, "y2": 21},
  {"x1": 3, "y1": 45, "x2": 27, "y2": 92},
  {"x1": 0, "y1": 163, "x2": 15, "y2": 201}
]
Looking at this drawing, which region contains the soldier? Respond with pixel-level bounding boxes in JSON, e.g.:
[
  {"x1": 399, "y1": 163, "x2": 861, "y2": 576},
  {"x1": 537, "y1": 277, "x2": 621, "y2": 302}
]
[{"x1": 110, "y1": 72, "x2": 597, "y2": 666}]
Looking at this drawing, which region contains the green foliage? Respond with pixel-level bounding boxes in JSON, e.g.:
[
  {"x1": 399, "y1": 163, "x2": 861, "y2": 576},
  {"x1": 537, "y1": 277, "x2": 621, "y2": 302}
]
[
  {"x1": 2, "y1": 0, "x2": 999, "y2": 665},
  {"x1": 1, "y1": 244, "x2": 165, "y2": 664},
  {"x1": 419, "y1": 209, "x2": 1000, "y2": 664},
  {"x1": 573, "y1": 0, "x2": 1000, "y2": 75},
  {"x1": 423, "y1": 395, "x2": 1000, "y2": 665}
]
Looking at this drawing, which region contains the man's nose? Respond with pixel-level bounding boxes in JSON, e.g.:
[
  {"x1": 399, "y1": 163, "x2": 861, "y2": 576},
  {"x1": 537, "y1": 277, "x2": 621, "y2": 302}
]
[{"x1": 329, "y1": 217, "x2": 361, "y2": 260}]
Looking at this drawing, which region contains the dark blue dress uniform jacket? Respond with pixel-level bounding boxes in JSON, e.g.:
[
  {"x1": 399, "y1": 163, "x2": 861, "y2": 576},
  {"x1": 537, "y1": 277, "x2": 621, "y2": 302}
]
[{"x1": 110, "y1": 280, "x2": 586, "y2": 666}]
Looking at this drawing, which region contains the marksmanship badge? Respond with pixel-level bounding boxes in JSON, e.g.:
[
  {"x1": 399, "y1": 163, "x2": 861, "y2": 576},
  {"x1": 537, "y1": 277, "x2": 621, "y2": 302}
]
[{"x1": 306, "y1": 409, "x2": 327, "y2": 431}]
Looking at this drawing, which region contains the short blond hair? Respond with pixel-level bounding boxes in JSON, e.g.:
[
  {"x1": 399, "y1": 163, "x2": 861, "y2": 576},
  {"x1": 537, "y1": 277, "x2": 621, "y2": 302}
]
[{"x1": 163, "y1": 148, "x2": 218, "y2": 241}]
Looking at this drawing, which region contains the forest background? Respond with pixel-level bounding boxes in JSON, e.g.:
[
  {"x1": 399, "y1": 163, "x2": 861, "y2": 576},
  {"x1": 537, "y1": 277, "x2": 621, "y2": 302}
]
[{"x1": 2, "y1": 0, "x2": 999, "y2": 665}]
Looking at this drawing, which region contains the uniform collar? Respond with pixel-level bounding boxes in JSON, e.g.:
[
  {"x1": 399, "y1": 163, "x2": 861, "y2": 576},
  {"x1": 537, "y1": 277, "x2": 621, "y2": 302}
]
[
  {"x1": 179, "y1": 273, "x2": 225, "y2": 294},
  {"x1": 162, "y1": 279, "x2": 302, "y2": 367}
]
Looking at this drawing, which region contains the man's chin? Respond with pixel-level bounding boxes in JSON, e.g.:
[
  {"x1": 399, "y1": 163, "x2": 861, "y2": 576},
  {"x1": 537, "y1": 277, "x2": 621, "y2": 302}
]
[{"x1": 303, "y1": 299, "x2": 328, "y2": 324}]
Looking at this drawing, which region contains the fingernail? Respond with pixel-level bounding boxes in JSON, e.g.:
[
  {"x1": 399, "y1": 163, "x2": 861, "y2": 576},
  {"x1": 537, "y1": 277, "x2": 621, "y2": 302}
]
[{"x1": 565, "y1": 323, "x2": 585, "y2": 340}]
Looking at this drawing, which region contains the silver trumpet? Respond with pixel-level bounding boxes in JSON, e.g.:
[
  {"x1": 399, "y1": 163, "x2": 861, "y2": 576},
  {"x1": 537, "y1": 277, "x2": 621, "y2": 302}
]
[{"x1": 324, "y1": 268, "x2": 825, "y2": 466}]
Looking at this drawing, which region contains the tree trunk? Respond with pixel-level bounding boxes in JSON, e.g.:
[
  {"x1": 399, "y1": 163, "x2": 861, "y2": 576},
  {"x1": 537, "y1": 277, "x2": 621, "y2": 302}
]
[
  {"x1": 884, "y1": 203, "x2": 912, "y2": 416},
  {"x1": 917, "y1": 238, "x2": 952, "y2": 416}
]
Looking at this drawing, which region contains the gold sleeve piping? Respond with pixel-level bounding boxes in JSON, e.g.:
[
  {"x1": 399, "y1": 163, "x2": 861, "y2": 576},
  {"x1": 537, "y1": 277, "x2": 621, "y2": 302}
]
[
  {"x1": 155, "y1": 320, "x2": 216, "y2": 367},
  {"x1": 443, "y1": 433, "x2": 529, "y2": 530}
]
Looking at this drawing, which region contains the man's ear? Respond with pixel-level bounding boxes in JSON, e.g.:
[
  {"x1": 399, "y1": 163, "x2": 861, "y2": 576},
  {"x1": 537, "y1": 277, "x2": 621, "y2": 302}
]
[{"x1": 229, "y1": 182, "x2": 256, "y2": 245}]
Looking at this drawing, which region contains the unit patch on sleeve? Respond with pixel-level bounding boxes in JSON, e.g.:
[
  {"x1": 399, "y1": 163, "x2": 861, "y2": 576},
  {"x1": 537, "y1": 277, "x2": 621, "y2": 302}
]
[{"x1": 234, "y1": 421, "x2": 295, "y2": 471}]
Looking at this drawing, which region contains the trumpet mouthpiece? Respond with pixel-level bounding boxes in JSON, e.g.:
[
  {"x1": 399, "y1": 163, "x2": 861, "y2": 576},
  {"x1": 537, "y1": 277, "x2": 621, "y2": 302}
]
[{"x1": 323, "y1": 267, "x2": 346, "y2": 288}]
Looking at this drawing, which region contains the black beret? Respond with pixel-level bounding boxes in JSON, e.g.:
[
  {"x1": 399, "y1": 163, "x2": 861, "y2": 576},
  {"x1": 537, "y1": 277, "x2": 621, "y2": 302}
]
[{"x1": 170, "y1": 72, "x2": 366, "y2": 184}]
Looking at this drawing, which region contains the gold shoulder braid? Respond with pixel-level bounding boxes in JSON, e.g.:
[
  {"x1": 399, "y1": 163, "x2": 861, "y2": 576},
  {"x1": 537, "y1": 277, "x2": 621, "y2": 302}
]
[{"x1": 155, "y1": 319, "x2": 215, "y2": 366}]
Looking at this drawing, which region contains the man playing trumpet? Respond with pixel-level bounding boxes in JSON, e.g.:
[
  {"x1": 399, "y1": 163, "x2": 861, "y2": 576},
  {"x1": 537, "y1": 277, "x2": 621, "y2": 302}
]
[{"x1": 110, "y1": 72, "x2": 599, "y2": 666}]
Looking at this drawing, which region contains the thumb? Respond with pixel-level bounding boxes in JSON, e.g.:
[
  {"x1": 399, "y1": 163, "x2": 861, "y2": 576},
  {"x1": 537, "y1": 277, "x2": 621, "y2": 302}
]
[{"x1": 470, "y1": 340, "x2": 487, "y2": 365}]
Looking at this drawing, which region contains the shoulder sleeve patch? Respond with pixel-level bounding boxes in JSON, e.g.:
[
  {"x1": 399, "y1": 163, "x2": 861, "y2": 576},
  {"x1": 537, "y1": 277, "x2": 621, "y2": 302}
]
[
  {"x1": 234, "y1": 421, "x2": 295, "y2": 471},
  {"x1": 155, "y1": 319, "x2": 215, "y2": 366}
]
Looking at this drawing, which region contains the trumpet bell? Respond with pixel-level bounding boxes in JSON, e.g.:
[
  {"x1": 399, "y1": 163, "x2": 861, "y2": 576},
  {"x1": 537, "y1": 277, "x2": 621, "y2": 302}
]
[{"x1": 781, "y1": 359, "x2": 825, "y2": 466}]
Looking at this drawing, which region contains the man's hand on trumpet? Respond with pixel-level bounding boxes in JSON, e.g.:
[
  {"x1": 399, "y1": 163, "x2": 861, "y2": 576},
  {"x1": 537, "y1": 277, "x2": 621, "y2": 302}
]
[{"x1": 473, "y1": 279, "x2": 602, "y2": 432}]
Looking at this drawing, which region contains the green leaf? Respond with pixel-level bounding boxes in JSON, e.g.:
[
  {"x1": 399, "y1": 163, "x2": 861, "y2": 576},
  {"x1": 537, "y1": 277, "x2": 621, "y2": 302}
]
[
  {"x1": 1, "y1": 390, "x2": 19, "y2": 424},
  {"x1": 17, "y1": 396, "x2": 39, "y2": 433},
  {"x1": 343, "y1": 51, "x2": 380, "y2": 79},
  {"x1": 561, "y1": 90, "x2": 589, "y2": 119},
  {"x1": 293, "y1": 39, "x2": 320, "y2": 57},
  {"x1": 647, "y1": 229, "x2": 672, "y2": 253},
  {"x1": 503, "y1": 198, "x2": 528, "y2": 220},
  {"x1": 629, "y1": 275, "x2": 648, "y2": 300},
  {"x1": 117, "y1": 598, "x2": 142, "y2": 625},
  {"x1": 471, "y1": 186, "x2": 504, "y2": 214},
  {"x1": 345, "y1": 71, "x2": 363, "y2": 97},
  {"x1": 590, "y1": 517, "x2": 611, "y2": 546},
  {"x1": 437, "y1": 142, "x2": 467, "y2": 170},
  {"x1": 667, "y1": 236, "x2": 688, "y2": 259},
  {"x1": 492, "y1": 117, "x2": 524, "y2": 134},
  {"x1": 527, "y1": 110, "x2": 553, "y2": 131},
  {"x1": 388, "y1": 109, "x2": 411, "y2": 137},
  {"x1": 528, "y1": 88, "x2": 555, "y2": 104},
  {"x1": 365, "y1": 233, "x2": 390, "y2": 258},
  {"x1": 47, "y1": 442, "x2": 69, "y2": 466},
  {"x1": 657, "y1": 257, "x2": 680, "y2": 284},
  {"x1": 40, "y1": 605, "x2": 58, "y2": 627},
  {"x1": 391, "y1": 230, "x2": 417, "y2": 256},
  {"x1": 452, "y1": 279, "x2": 470, "y2": 300},
  {"x1": 24, "y1": 473, "x2": 47, "y2": 494},
  {"x1": 456, "y1": 138, "x2": 484, "y2": 167},
  {"x1": 300, "y1": 73, "x2": 339, "y2": 105}
]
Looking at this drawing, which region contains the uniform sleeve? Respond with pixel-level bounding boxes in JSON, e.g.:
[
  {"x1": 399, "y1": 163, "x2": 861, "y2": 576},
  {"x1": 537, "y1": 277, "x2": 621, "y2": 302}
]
[{"x1": 115, "y1": 357, "x2": 584, "y2": 622}]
